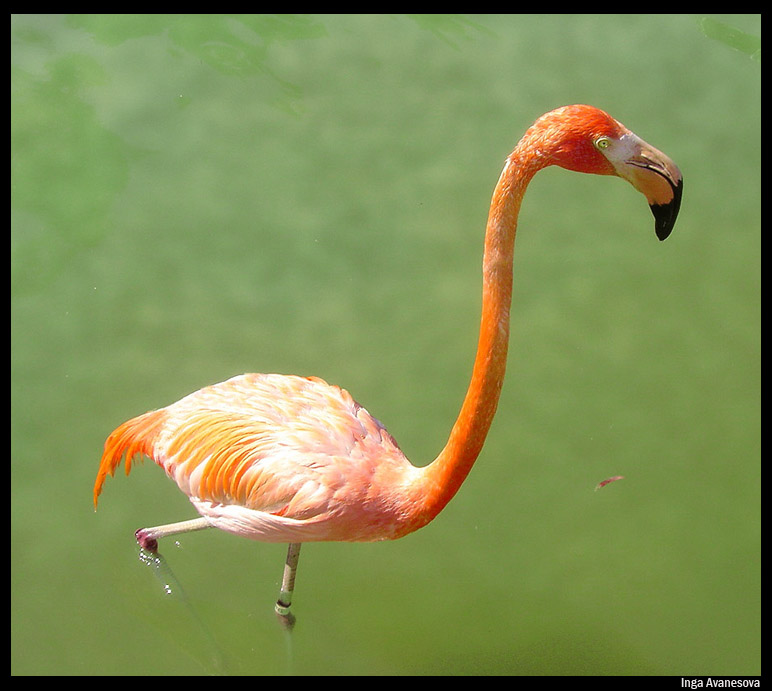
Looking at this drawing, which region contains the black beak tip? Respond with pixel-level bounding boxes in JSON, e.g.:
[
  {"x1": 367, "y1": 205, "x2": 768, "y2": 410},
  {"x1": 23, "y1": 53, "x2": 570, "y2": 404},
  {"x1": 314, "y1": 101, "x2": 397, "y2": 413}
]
[
  {"x1": 655, "y1": 219, "x2": 673, "y2": 242},
  {"x1": 650, "y1": 178, "x2": 683, "y2": 242}
]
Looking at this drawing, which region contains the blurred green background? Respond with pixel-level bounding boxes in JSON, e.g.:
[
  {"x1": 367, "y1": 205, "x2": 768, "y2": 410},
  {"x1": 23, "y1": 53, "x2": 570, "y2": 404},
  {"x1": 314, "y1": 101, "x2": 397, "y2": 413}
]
[{"x1": 11, "y1": 14, "x2": 759, "y2": 676}]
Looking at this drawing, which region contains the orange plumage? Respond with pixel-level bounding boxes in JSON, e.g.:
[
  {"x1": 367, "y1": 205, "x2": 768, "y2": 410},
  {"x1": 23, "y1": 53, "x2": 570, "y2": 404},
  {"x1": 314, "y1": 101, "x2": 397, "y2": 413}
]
[
  {"x1": 94, "y1": 105, "x2": 682, "y2": 614},
  {"x1": 95, "y1": 374, "x2": 427, "y2": 542}
]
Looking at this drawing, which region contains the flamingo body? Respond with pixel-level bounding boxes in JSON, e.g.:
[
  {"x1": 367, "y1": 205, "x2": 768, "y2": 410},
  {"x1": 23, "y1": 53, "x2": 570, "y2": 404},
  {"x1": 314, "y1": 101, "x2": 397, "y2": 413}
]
[{"x1": 95, "y1": 373, "x2": 427, "y2": 543}]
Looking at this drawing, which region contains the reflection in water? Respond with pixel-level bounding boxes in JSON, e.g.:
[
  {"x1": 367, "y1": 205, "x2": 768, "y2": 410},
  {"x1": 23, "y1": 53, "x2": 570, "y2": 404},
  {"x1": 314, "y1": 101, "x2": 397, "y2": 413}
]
[
  {"x1": 11, "y1": 13, "x2": 490, "y2": 296},
  {"x1": 11, "y1": 52, "x2": 130, "y2": 294},
  {"x1": 138, "y1": 547, "x2": 228, "y2": 675},
  {"x1": 273, "y1": 543, "x2": 300, "y2": 674},
  {"x1": 138, "y1": 546, "x2": 298, "y2": 675},
  {"x1": 11, "y1": 14, "x2": 331, "y2": 296},
  {"x1": 405, "y1": 13, "x2": 494, "y2": 48},
  {"x1": 67, "y1": 14, "x2": 328, "y2": 114},
  {"x1": 698, "y1": 16, "x2": 761, "y2": 62}
]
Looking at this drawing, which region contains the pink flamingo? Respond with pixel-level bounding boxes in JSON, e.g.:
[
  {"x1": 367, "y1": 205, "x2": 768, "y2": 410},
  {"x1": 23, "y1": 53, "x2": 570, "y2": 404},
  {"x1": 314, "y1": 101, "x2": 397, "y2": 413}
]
[{"x1": 94, "y1": 105, "x2": 682, "y2": 618}]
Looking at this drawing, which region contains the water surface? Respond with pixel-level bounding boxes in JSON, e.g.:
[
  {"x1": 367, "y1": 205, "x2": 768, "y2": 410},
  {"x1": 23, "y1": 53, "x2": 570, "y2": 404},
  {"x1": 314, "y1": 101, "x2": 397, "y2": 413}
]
[{"x1": 12, "y1": 14, "x2": 760, "y2": 675}]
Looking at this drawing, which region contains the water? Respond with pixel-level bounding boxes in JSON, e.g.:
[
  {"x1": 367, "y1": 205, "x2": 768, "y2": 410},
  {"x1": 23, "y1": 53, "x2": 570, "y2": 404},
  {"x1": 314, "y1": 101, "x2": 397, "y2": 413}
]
[{"x1": 12, "y1": 14, "x2": 760, "y2": 675}]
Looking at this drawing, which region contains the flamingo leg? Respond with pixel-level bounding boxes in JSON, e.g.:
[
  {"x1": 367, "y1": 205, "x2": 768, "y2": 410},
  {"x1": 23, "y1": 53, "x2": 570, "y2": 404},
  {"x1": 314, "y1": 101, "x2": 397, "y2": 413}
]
[
  {"x1": 275, "y1": 542, "x2": 302, "y2": 619},
  {"x1": 135, "y1": 517, "x2": 211, "y2": 552}
]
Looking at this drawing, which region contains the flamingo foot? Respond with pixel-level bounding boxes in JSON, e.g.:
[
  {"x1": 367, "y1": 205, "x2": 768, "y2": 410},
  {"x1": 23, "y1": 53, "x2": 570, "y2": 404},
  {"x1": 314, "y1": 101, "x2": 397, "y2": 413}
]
[{"x1": 135, "y1": 528, "x2": 158, "y2": 552}]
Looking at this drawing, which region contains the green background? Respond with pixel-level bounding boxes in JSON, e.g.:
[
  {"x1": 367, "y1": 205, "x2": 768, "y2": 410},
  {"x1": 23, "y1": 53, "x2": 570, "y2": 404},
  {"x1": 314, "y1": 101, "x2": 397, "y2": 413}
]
[{"x1": 11, "y1": 14, "x2": 760, "y2": 676}]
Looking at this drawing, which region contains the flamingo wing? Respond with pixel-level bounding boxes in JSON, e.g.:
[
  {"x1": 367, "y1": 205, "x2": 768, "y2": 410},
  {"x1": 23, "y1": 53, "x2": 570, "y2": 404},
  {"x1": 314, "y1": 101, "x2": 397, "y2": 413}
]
[{"x1": 95, "y1": 373, "x2": 414, "y2": 536}]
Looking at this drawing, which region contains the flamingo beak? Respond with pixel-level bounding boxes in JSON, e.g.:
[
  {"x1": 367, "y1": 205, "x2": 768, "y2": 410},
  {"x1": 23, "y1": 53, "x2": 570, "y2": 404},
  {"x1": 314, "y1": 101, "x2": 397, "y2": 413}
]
[{"x1": 612, "y1": 132, "x2": 683, "y2": 241}]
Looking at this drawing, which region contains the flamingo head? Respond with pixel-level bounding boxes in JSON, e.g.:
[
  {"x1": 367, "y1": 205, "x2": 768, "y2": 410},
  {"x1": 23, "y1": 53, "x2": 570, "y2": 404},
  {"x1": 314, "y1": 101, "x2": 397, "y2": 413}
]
[{"x1": 526, "y1": 104, "x2": 683, "y2": 241}]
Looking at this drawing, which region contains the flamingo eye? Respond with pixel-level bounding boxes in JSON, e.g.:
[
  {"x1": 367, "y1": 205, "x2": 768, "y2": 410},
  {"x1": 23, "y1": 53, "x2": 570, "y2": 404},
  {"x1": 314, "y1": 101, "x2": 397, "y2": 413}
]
[{"x1": 594, "y1": 137, "x2": 612, "y2": 151}]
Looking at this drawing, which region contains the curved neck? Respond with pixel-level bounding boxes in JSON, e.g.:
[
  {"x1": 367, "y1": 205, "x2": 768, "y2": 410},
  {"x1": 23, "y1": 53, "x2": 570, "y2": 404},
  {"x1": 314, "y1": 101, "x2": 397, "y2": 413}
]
[{"x1": 414, "y1": 145, "x2": 544, "y2": 524}]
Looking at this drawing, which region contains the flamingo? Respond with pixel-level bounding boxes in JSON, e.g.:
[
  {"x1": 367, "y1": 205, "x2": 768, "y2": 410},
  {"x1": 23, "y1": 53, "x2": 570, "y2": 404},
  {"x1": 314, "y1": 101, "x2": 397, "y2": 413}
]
[{"x1": 94, "y1": 105, "x2": 682, "y2": 619}]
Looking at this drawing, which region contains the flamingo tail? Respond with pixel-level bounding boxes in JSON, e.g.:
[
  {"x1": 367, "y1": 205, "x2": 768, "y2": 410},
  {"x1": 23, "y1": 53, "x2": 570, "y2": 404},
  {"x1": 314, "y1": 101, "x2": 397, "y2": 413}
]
[{"x1": 93, "y1": 408, "x2": 168, "y2": 509}]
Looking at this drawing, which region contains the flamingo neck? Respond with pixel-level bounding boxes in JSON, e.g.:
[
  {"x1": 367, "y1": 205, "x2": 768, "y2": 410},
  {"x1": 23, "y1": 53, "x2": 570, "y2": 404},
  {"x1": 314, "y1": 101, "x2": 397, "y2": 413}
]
[{"x1": 414, "y1": 145, "x2": 544, "y2": 525}]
